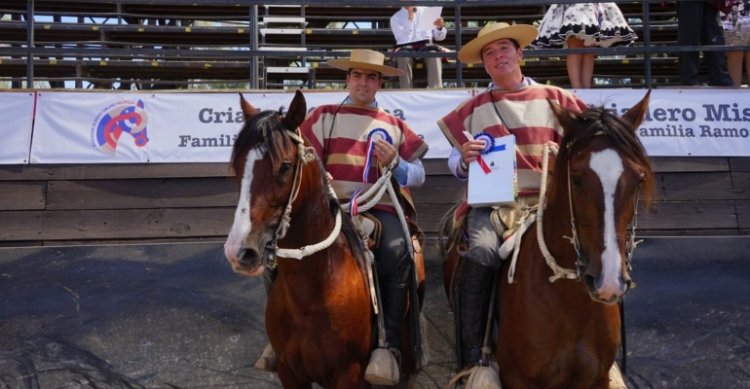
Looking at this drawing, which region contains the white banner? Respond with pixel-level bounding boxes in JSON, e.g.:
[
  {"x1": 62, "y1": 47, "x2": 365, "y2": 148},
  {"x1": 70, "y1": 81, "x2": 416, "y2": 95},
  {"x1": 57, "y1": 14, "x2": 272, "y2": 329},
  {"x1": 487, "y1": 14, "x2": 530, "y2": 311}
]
[
  {"x1": 575, "y1": 89, "x2": 750, "y2": 157},
  {"x1": 23, "y1": 88, "x2": 750, "y2": 164},
  {"x1": 0, "y1": 92, "x2": 35, "y2": 164},
  {"x1": 29, "y1": 90, "x2": 465, "y2": 163}
]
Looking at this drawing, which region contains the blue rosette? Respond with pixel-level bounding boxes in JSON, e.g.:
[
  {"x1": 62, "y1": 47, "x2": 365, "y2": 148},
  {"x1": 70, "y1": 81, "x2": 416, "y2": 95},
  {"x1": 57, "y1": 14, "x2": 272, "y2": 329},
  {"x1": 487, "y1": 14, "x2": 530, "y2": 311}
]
[
  {"x1": 367, "y1": 128, "x2": 393, "y2": 144},
  {"x1": 474, "y1": 131, "x2": 506, "y2": 154},
  {"x1": 363, "y1": 128, "x2": 394, "y2": 182}
]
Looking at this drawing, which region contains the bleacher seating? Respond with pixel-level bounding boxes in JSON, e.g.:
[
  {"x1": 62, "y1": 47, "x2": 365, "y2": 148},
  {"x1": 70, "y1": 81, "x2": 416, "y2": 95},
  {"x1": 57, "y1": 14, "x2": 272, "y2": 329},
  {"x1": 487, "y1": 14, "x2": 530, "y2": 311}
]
[{"x1": 0, "y1": 1, "x2": 694, "y2": 89}]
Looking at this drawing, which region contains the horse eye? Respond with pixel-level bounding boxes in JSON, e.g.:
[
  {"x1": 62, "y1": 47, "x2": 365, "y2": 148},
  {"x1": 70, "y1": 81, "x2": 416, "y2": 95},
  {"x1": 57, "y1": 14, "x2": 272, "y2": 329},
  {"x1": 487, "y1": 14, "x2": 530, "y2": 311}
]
[{"x1": 279, "y1": 161, "x2": 293, "y2": 176}]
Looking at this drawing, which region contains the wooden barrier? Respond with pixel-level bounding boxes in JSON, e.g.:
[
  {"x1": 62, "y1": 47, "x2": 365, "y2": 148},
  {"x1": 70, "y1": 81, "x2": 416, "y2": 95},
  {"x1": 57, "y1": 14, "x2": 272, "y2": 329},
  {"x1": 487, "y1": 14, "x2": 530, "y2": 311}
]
[{"x1": 1, "y1": 157, "x2": 748, "y2": 246}]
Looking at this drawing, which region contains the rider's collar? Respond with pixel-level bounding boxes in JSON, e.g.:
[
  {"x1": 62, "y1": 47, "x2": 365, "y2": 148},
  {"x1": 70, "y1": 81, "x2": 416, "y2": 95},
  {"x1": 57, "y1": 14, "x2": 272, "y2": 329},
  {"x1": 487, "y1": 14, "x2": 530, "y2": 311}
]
[{"x1": 343, "y1": 96, "x2": 378, "y2": 108}]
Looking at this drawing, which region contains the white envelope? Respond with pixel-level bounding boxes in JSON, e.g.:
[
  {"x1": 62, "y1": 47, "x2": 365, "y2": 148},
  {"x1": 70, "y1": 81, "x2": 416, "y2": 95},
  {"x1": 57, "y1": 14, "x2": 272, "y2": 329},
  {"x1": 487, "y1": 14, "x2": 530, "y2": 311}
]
[{"x1": 467, "y1": 134, "x2": 517, "y2": 207}]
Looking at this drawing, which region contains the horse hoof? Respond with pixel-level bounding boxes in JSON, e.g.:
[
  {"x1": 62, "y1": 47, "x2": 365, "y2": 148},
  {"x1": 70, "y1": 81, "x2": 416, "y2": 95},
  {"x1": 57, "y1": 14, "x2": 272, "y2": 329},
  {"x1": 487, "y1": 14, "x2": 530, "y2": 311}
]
[
  {"x1": 365, "y1": 348, "x2": 400, "y2": 386},
  {"x1": 465, "y1": 366, "x2": 502, "y2": 389},
  {"x1": 253, "y1": 343, "x2": 277, "y2": 372}
]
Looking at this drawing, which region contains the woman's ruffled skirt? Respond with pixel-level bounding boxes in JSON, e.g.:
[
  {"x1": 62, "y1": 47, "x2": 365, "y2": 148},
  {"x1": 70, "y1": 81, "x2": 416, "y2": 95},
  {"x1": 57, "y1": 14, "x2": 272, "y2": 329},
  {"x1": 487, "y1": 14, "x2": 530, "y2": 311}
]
[{"x1": 532, "y1": 3, "x2": 638, "y2": 48}]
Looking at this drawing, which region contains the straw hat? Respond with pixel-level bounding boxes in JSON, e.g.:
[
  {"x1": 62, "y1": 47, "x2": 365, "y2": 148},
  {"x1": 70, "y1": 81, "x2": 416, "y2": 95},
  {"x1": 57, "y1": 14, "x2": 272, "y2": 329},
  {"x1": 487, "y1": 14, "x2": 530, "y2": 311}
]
[
  {"x1": 458, "y1": 22, "x2": 538, "y2": 64},
  {"x1": 326, "y1": 49, "x2": 404, "y2": 77}
]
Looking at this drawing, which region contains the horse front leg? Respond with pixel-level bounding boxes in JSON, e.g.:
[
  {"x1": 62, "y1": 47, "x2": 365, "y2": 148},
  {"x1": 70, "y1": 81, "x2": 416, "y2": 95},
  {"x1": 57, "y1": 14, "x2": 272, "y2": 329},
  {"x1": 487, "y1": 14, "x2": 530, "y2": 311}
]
[
  {"x1": 332, "y1": 363, "x2": 368, "y2": 389},
  {"x1": 275, "y1": 361, "x2": 312, "y2": 389}
]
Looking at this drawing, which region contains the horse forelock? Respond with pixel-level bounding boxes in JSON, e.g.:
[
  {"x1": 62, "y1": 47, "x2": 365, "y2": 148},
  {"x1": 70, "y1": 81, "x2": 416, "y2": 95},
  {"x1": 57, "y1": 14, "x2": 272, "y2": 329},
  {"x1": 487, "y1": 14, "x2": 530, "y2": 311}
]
[
  {"x1": 559, "y1": 106, "x2": 655, "y2": 203},
  {"x1": 231, "y1": 110, "x2": 293, "y2": 176}
]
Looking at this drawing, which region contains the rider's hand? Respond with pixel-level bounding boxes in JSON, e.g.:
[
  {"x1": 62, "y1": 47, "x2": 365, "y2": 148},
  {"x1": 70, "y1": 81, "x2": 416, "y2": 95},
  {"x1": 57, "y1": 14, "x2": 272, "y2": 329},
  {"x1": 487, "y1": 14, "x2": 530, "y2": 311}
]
[
  {"x1": 434, "y1": 17, "x2": 444, "y2": 30},
  {"x1": 373, "y1": 139, "x2": 398, "y2": 168},
  {"x1": 460, "y1": 139, "x2": 487, "y2": 166}
]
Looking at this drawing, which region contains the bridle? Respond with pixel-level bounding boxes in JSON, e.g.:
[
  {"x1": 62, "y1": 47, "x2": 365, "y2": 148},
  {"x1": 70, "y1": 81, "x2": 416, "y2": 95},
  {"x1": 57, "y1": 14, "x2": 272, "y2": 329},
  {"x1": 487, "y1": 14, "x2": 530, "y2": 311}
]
[
  {"x1": 534, "y1": 133, "x2": 642, "y2": 283},
  {"x1": 261, "y1": 127, "x2": 342, "y2": 269},
  {"x1": 562, "y1": 151, "x2": 642, "y2": 280}
]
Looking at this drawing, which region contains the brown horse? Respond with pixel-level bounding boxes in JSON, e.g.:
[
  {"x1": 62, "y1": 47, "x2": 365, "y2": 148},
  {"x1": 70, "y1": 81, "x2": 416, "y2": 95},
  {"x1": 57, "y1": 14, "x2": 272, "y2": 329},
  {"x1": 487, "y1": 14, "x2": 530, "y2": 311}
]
[
  {"x1": 442, "y1": 91, "x2": 655, "y2": 388},
  {"x1": 224, "y1": 91, "x2": 423, "y2": 389}
]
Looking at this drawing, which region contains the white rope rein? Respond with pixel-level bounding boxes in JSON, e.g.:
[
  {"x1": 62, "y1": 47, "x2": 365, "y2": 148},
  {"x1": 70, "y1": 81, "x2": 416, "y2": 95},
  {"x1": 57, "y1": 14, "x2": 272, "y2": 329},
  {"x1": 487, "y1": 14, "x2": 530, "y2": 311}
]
[
  {"x1": 339, "y1": 169, "x2": 392, "y2": 214},
  {"x1": 275, "y1": 209, "x2": 343, "y2": 259},
  {"x1": 505, "y1": 142, "x2": 579, "y2": 284},
  {"x1": 536, "y1": 142, "x2": 579, "y2": 282}
]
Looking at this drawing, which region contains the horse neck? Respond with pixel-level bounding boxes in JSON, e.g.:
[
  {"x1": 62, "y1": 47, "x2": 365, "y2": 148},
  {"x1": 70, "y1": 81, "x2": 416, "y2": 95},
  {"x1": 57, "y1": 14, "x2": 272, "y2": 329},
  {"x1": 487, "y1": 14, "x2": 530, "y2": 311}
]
[
  {"x1": 279, "y1": 163, "x2": 340, "y2": 256},
  {"x1": 274, "y1": 166, "x2": 355, "y2": 293}
]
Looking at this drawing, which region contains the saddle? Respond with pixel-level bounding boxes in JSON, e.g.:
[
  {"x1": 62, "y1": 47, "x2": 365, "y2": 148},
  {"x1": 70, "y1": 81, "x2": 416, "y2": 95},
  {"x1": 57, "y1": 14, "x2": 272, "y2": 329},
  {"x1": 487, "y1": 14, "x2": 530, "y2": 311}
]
[
  {"x1": 442, "y1": 196, "x2": 540, "y2": 258},
  {"x1": 352, "y1": 212, "x2": 383, "y2": 250}
]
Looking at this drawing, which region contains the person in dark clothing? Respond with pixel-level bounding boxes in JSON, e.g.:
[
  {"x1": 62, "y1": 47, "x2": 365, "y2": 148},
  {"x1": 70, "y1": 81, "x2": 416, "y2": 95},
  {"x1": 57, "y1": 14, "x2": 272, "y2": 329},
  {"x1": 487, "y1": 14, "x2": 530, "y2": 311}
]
[{"x1": 678, "y1": 1, "x2": 734, "y2": 86}]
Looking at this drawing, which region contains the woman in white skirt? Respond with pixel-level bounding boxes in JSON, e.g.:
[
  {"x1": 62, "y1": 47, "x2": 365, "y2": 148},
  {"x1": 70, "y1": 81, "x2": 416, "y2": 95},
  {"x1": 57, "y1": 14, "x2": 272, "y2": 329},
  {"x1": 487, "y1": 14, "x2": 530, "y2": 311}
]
[{"x1": 532, "y1": 3, "x2": 638, "y2": 88}]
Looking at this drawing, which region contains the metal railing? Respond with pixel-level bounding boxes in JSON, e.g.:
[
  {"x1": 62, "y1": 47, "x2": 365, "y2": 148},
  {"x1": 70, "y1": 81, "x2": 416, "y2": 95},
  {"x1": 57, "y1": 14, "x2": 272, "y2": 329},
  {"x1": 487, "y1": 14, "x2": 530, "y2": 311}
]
[{"x1": 1, "y1": 0, "x2": 747, "y2": 89}]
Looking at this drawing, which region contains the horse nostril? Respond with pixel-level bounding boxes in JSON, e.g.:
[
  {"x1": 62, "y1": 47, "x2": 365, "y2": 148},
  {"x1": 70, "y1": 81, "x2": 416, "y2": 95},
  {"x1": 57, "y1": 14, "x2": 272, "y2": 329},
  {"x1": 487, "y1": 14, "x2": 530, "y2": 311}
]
[
  {"x1": 583, "y1": 274, "x2": 597, "y2": 291},
  {"x1": 237, "y1": 248, "x2": 261, "y2": 268}
]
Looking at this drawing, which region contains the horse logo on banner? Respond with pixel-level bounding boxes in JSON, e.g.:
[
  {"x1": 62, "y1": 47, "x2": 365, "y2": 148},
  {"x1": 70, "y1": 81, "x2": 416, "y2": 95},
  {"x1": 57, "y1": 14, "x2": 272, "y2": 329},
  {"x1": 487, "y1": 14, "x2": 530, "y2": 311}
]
[{"x1": 91, "y1": 99, "x2": 149, "y2": 154}]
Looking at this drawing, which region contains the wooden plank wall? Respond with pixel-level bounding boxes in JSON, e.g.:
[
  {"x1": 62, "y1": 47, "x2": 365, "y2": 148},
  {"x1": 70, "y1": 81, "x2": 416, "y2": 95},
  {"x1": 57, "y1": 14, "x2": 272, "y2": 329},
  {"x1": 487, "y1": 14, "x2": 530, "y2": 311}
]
[{"x1": 0, "y1": 157, "x2": 748, "y2": 246}]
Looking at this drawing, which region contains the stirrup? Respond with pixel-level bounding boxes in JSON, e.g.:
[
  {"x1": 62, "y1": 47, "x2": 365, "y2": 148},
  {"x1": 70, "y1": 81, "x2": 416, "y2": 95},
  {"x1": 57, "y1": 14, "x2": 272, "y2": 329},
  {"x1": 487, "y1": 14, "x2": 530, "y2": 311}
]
[
  {"x1": 465, "y1": 365, "x2": 502, "y2": 389},
  {"x1": 364, "y1": 348, "x2": 400, "y2": 386},
  {"x1": 253, "y1": 342, "x2": 277, "y2": 372}
]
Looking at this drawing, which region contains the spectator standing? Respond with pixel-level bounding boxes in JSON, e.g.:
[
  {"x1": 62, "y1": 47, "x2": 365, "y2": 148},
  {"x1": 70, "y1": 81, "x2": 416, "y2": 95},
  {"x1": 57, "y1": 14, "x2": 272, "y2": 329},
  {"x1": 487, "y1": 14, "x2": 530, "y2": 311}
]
[
  {"x1": 721, "y1": 0, "x2": 750, "y2": 86},
  {"x1": 677, "y1": 1, "x2": 734, "y2": 86},
  {"x1": 532, "y1": 3, "x2": 637, "y2": 89},
  {"x1": 390, "y1": 5, "x2": 447, "y2": 88}
]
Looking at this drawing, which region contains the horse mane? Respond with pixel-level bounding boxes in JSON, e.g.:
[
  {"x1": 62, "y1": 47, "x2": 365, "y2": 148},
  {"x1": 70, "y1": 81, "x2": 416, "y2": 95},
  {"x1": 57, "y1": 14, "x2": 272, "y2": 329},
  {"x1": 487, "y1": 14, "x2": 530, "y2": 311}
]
[
  {"x1": 230, "y1": 110, "x2": 294, "y2": 176},
  {"x1": 554, "y1": 106, "x2": 656, "y2": 206}
]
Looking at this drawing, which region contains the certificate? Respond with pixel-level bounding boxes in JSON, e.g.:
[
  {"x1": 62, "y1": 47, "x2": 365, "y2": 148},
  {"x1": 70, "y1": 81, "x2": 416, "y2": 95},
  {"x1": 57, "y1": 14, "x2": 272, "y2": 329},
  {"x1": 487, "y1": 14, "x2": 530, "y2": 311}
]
[{"x1": 418, "y1": 7, "x2": 442, "y2": 32}]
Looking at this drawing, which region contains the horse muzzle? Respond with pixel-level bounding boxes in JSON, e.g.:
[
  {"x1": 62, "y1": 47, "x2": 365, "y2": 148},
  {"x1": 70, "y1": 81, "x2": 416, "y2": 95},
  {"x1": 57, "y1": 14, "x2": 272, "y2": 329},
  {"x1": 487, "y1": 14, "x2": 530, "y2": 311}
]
[
  {"x1": 583, "y1": 272, "x2": 632, "y2": 305},
  {"x1": 230, "y1": 246, "x2": 266, "y2": 277}
]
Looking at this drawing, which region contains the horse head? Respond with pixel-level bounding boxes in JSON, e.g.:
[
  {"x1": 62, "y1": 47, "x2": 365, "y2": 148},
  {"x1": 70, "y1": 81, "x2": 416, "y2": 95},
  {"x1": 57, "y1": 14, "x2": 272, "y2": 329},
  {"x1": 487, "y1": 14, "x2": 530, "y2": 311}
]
[
  {"x1": 547, "y1": 91, "x2": 655, "y2": 304},
  {"x1": 224, "y1": 90, "x2": 309, "y2": 276}
]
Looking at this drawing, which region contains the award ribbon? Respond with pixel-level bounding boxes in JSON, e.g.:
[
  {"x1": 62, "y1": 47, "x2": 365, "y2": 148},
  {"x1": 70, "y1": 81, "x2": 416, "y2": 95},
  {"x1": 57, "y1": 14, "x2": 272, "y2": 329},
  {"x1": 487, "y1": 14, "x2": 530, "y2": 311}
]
[
  {"x1": 363, "y1": 128, "x2": 393, "y2": 182},
  {"x1": 474, "y1": 132, "x2": 506, "y2": 174}
]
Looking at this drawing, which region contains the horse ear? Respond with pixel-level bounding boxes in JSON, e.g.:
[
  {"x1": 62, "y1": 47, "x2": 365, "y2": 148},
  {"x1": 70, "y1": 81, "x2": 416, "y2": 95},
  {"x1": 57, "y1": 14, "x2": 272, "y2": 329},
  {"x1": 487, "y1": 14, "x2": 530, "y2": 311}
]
[
  {"x1": 547, "y1": 98, "x2": 577, "y2": 132},
  {"x1": 622, "y1": 89, "x2": 651, "y2": 129},
  {"x1": 239, "y1": 93, "x2": 259, "y2": 121},
  {"x1": 283, "y1": 90, "x2": 307, "y2": 131}
]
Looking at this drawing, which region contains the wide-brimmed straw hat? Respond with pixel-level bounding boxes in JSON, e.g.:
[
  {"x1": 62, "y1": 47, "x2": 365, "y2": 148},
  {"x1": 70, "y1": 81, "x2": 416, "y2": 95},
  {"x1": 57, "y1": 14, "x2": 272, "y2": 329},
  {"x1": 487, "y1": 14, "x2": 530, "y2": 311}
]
[
  {"x1": 458, "y1": 22, "x2": 538, "y2": 64},
  {"x1": 326, "y1": 49, "x2": 403, "y2": 77}
]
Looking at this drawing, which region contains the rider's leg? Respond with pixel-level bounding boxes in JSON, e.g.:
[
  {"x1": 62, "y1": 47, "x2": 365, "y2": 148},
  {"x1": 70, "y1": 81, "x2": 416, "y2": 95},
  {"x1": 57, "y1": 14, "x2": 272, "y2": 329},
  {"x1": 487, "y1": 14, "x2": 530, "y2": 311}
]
[
  {"x1": 456, "y1": 207, "x2": 502, "y2": 369},
  {"x1": 365, "y1": 209, "x2": 411, "y2": 384},
  {"x1": 371, "y1": 210, "x2": 411, "y2": 358}
]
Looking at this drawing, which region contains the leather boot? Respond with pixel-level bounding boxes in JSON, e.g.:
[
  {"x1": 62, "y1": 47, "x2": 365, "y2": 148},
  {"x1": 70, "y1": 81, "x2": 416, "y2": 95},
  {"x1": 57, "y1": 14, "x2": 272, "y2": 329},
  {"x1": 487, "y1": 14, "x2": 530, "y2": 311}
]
[
  {"x1": 382, "y1": 284, "x2": 408, "y2": 352},
  {"x1": 456, "y1": 260, "x2": 495, "y2": 369}
]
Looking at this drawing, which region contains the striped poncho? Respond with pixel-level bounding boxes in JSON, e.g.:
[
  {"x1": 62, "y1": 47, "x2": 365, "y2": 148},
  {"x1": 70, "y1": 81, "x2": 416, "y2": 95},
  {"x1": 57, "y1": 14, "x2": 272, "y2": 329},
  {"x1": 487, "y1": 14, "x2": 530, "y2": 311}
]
[
  {"x1": 300, "y1": 103, "x2": 428, "y2": 212},
  {"x1": 438, "y1": 84, "x2": 587, "y2": 199}
]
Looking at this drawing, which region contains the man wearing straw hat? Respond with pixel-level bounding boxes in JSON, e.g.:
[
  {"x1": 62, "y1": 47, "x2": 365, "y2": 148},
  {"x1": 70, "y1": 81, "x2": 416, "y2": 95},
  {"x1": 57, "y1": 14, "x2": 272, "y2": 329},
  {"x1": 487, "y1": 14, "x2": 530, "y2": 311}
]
[
  {"x1": 299, "y1": 48, "x2": 428, "y2": 385},
  {"x1": 436, "y1": 22, "x2": 588, "y2": 386}
]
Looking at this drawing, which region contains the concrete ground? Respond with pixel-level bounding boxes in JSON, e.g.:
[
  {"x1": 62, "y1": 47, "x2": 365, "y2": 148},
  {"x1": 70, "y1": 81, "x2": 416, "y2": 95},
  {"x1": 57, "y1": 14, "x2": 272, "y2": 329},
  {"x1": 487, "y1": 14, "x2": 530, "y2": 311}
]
[{"x1": 0, "y1": 237, "x2": 748, "y2": 389}]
